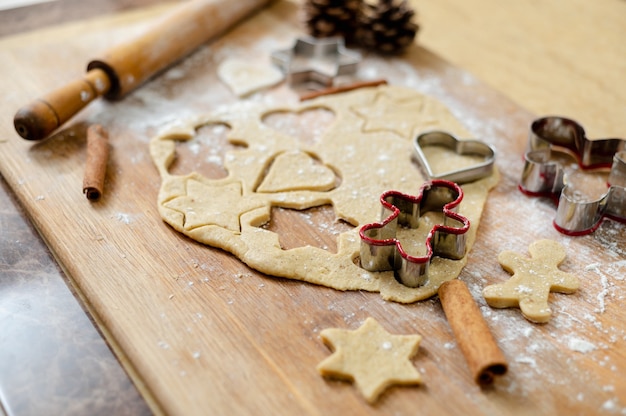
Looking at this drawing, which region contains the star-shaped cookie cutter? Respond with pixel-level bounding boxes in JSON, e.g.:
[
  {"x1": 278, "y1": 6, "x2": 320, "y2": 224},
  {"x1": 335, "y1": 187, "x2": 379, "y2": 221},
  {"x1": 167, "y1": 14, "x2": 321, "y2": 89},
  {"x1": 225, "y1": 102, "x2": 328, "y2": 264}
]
[
  {"x1": 359, "y1": 180, "x2": 470, "y2": 288},
  {"x1": 413, "y1": 131, "x2": 496, "y2": 184},
  {"x1": 519, "y1": 116, "x2": 626, "y2": 235},
  {"x1": 270, "y1": 36, "x2": 361, "y2": 88}
]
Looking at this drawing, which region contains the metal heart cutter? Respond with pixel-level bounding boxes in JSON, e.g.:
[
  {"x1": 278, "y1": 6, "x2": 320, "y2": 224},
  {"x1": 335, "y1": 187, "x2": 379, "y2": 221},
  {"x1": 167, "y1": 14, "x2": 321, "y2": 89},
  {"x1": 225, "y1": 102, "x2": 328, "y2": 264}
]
[
  {"x1": 519, "y1": 116, "x2": 626, "y2": 235},
  {"x1": 270, "y1": 36, "x2": 361, "y2": 88},
  {"x1": 359, "y1": 180, "x2": 470, "y2": 288},
  {"x1": 413, "y1": 131, "x2": 496, "y2": 184}
]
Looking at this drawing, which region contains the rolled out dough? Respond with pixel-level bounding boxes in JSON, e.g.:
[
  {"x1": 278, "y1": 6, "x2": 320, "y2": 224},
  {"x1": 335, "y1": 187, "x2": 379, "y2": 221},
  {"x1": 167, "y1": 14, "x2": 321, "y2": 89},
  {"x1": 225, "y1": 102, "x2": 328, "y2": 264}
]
[{"x1": 150, "y1": 85, "x2": 499, "y2": 302}]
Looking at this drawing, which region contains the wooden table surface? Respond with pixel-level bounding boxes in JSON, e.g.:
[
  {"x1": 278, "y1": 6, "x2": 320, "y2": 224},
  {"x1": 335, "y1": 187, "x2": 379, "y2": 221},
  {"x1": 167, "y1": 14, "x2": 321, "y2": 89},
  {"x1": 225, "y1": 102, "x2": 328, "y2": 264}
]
[{"x1": 0, "y1": 1, "x2": 624, "y2": 415}]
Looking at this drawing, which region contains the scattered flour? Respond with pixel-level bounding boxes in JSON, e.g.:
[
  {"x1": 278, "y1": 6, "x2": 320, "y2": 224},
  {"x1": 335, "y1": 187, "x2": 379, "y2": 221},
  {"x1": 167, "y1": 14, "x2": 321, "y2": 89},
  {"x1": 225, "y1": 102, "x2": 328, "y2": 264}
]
[
  {"x1": 114, "y1": 212, "x2": 132, "y2": 224},
  {"x1": 515, "y1": 356, "x2": 537, "y2": 367},
  {"x1": 567, "y1": 337, "x2": 597, "y2": 353},
  {"x1": 128, "y1": 23, "x2": 626, "y2": 413}
]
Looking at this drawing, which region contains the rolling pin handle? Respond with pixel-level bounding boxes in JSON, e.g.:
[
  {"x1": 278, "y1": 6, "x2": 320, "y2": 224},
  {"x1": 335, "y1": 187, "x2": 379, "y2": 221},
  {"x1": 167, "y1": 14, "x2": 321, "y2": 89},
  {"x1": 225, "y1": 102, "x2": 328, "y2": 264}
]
[{"x1": 14, "y1": 68, "x2": 111, "y2": 140}]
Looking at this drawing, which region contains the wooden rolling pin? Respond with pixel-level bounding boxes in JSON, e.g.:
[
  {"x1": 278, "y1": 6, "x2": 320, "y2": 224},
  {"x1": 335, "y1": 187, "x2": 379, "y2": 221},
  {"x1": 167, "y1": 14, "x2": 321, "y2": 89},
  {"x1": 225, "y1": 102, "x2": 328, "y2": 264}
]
[{"x1": 14, "y1": 0, "x2": 271, "y2": 141}]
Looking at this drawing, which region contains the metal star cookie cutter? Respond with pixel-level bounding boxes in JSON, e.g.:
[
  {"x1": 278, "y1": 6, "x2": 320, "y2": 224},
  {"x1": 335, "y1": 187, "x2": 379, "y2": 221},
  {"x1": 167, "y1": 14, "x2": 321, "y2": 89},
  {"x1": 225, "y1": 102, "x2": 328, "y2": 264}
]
[
  {"x1": 270, "y1": 36, "x2": 361, "y2": 88},
  {"x1": 413, "y1": 131, "x2": 496, "y2": 184},
  {"x1": 359, "y1": 180, "x2": 470, "y2": 288},
  {"x1": 519, "y1": 116, "x2": 626, "y2": 235}
]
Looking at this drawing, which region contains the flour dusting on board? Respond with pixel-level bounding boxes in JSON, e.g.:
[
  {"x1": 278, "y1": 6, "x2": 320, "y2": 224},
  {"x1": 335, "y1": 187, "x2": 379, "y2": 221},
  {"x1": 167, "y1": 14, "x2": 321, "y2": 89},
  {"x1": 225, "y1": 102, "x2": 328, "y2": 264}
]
[
  {"x1": 155, "y1": 48, "x2": 625, "y2": 413},
  {"x1": 114, "y1": 212, "x2": 133, "y2": 224},
  {"x1": 568, "y1": 337, "x2": 597, "y2": 353},
  {"x1": 51, "y1": 12, "x2": 625, "y2": 412}
]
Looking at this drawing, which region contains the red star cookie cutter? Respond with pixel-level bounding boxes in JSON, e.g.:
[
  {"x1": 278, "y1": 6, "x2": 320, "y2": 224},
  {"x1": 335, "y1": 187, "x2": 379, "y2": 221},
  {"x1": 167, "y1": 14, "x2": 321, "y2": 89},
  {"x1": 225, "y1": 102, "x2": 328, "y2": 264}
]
[{"x1": 359, "y1": 180, "x2": 470, "y2": 288}]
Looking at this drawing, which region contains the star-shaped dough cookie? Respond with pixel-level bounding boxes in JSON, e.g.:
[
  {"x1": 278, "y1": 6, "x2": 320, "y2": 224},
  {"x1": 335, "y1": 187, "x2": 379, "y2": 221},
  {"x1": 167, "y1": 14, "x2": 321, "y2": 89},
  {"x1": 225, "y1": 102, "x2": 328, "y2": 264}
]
[
  {"x1": 352, "y1": 93, "x2": 434, "y2": 137},
  {"x1": 482, "y1": 239, "x2": 580, "y2": 323},
  {"x1": 164, "y1": 180, "x2": 261, "y2": 232},
  {"x1": 317, "y1": 317, "x2": 423, "y2": 403}
]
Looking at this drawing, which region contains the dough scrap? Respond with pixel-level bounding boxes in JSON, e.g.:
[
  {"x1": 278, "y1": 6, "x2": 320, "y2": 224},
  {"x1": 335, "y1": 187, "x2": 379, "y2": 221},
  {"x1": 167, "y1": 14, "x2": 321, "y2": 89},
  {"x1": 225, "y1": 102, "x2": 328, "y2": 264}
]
[
  {"x1": 483, "y1": 239, "x2": 580, "y2": 323},
  {"x1": 150, "y1": 85, "x2": 499, "y2": 302},
  {"x1": 317, "y1": 317, "x2": 423, "y2": 403},
  {"x1": 217, "y1": 58, "x2": 284, "y2": 97}
]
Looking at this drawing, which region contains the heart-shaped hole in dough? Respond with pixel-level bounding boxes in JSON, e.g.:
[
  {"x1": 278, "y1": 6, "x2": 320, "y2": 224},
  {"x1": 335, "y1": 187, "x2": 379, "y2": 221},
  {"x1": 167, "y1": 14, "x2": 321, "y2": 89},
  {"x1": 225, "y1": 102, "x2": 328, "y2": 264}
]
[{"x1": 262, "y1": 107, "x2": 335, "y2": 147}]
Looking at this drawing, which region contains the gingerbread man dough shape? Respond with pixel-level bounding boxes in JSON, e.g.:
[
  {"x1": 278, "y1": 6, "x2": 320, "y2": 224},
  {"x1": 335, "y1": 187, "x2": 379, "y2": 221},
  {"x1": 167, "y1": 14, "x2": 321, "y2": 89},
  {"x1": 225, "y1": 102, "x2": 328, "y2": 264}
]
[{"x1": 483, "y1": 239, "x2": 579, "y2": 323}]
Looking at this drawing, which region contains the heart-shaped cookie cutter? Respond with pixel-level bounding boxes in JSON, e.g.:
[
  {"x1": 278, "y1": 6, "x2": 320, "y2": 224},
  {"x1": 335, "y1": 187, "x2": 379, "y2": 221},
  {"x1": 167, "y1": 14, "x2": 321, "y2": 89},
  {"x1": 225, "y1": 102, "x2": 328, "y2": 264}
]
[
  {"x1": 413, "y1": 131, "x2": 496, "y2": 184},
  {"x1": 519, "y1": 116, "x2": 626, "y2": 235},
  {"x1": 359, "y1": 180, "x2": 470, "y2": 288},
  {"x1": 270, "y1": 36, "x2": 361, "y2": 88}
]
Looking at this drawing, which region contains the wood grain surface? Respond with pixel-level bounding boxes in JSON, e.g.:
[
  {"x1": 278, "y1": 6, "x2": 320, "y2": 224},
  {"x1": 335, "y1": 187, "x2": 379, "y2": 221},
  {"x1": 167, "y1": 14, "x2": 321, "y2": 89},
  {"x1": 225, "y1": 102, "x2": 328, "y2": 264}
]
[{"x1": 0, "y1": 1, "x2": 625, "y2": 415}]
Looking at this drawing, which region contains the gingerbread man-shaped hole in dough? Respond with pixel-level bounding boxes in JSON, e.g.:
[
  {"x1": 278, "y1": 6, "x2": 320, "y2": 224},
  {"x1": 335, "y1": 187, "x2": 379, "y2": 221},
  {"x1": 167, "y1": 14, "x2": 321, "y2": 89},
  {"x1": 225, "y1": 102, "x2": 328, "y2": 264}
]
[{"x1": 483, "y1": 239, "x2": 580, "y2": 323}]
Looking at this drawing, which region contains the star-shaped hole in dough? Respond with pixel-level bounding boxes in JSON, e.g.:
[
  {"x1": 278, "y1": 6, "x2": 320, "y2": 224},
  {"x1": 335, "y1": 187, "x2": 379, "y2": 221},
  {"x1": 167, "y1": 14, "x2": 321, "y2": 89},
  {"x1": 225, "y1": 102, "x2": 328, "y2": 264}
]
[
  {"x1": 317, "y1": 317, "x2": 423, "y2": 403},
  {"x1": 352, "y1": 93, "x2": 434, "y2": 138},
  {"x1": 482, "y1": 239, "x2": 580, "y2": 323},
  {"x1": 164, "y1": 180, "x2": 262, "y2": 232}
]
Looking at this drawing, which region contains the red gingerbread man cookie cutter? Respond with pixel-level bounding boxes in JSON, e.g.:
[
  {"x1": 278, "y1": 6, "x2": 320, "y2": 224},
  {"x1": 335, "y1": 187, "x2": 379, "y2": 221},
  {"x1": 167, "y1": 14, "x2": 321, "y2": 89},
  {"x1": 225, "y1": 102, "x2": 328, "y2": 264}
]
[
  {"x1": 519, "y1": 116, "x2": 626, "y2": 235},
  {"x1": 359, "y1": 180, "x2": 470, "y2": 288}
]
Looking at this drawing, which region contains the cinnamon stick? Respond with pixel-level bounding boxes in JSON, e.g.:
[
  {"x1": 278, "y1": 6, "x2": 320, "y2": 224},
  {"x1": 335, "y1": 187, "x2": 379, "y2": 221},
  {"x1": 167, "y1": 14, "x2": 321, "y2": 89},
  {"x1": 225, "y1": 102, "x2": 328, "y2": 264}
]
[
  {"x1": 83, "y1": 124, "x2": 109, "y2": 201},
  {"x1": 438, "y1": 279, "x2": 508, "y2": 386},
  {"x1": 299, "y1": 79, "x2": 388, "y2": 101}
]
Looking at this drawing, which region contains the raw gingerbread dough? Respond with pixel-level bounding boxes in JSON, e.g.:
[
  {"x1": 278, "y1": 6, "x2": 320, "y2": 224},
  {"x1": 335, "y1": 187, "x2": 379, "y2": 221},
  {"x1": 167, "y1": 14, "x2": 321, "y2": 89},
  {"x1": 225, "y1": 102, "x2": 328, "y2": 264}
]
[
  {"x1": 217, "y1": 58, "x2": 284, "y2": 97},
  {"x1": 483, "y1": 239, "x2": 580, "y2": 323},
  {"x1": 150, "y1": 85, "x2": 499, "y2": 302},
  {"x1": 317, "y1": 317, "x2": 423, "y2": 403}
]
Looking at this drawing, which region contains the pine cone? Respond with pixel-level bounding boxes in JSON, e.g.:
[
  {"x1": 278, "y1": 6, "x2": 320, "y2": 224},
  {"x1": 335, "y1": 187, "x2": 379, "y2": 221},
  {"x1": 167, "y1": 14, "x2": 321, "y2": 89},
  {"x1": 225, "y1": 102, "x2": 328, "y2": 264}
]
[
  {"x1": 358, "y1": 0, "x2": 419, "y2": 54},
  {"x1": 303, "y1": 0, "x2": 363, "y2": 41}
]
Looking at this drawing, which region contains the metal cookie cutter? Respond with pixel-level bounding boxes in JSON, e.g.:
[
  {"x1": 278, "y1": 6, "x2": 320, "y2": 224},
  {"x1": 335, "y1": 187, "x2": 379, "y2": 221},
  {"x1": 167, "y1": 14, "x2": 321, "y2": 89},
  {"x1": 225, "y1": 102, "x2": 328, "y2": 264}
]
[
  {"x1": 270, "y1": 36, "x2": 361, "y2": 88},
  {"x1": 413, "y1": 131, "x2": 496, "y2": 184},
  {"x1": 359, "y1": 180, "x2": 470, "y2": 288},
  {"x1": 519, "y1": 116, "x2": 626, "y2": 235}
]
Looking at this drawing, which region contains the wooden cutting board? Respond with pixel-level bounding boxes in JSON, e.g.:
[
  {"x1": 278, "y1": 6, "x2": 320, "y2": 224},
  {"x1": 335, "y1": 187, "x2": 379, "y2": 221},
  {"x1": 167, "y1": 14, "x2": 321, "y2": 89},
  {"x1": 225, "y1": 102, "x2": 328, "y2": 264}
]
[{"x1": 1, "y1": 1, "x2": 625, "y2": 415}]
